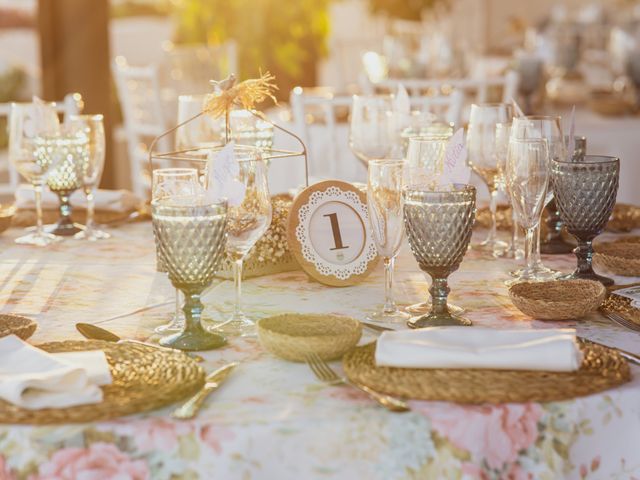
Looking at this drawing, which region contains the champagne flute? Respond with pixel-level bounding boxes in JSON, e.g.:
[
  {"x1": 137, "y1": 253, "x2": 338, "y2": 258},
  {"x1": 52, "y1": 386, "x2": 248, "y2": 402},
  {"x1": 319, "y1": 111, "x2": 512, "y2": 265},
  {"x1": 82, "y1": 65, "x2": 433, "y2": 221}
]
[
  {"x1": 67, "y1": 114, "x2": 110, "y2": 241},
  {"x1": 367, "y1": 159, "x2": 410, "y2": 323},
  {"x1": 510, "y1": 115, "x2": 566, "y2": 279},
  {"x1": 505, "y1": 138, "x2": 550, "y2": 284},
  {"x1": 8, "y1": 101, "x2": 61, "y2": 246},
  {"x1": 349, "y1": 95, "x2": 396, "y2": 166},
  {"x1": 217, "y1": 149, "x2": 272, "y2": 336},
  {"x1": 466, "y1": 103, "x2": 513, "y2": 257},
  {"x1": 152, "y1": 168, "x2": 203, "y2": 334}
]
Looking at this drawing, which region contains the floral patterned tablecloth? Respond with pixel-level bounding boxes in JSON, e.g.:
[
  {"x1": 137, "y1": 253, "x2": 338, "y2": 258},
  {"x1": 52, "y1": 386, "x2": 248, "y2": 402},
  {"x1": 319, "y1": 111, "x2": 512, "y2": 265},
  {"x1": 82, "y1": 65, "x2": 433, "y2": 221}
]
[{"x1": 0, "y1": 222, "x2": 639, "y2": 480}]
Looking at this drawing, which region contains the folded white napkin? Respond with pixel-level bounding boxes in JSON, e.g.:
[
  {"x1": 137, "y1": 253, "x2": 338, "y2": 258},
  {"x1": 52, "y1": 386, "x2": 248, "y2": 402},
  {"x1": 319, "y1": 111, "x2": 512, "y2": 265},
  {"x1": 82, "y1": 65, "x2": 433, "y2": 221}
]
[
  {"x1": 0, "y1": 335, "x2": 112, "y2": 410},
  {"x1": 375, "y1": 327, "x2": 583, "y2": 372},
  {"x1": 15, "y1": 185, "x2": 140, "y2": 213}
]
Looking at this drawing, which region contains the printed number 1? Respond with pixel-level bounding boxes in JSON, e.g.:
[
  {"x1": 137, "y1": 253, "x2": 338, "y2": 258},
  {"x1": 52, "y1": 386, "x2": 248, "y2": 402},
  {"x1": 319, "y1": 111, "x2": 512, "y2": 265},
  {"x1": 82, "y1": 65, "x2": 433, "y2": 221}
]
[{"x1": 324, "y1": 212, "x2": 349, "y2": 251}]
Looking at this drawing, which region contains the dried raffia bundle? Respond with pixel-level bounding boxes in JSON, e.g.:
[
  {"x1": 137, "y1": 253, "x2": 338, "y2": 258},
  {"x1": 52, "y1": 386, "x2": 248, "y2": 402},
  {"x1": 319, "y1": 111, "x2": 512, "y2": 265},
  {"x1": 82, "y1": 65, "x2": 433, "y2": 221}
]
[{"x1": 203, "y1": 72, "x2": 278, "y2": 120}]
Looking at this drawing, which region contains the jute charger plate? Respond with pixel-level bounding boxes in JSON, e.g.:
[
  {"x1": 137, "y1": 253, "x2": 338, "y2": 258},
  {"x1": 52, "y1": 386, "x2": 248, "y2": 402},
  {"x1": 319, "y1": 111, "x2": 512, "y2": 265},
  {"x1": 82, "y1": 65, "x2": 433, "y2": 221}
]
[
  {"x1": 343, "y1": 342, "x2": 630, "y2": 404},
  {"x1": 0, "y1": 340, "x2": 205, "y2": 425},
  {"x1": 601, "y1": 283, "x2": 640, "y2": 326}
]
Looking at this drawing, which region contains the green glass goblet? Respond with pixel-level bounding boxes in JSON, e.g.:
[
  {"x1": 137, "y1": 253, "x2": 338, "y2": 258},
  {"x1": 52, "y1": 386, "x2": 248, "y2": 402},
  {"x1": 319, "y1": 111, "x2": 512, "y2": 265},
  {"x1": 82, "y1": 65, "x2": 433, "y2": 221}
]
[
  {"x1": 152, "y1": 198, "x2": 228, "y2": 351},
  {"x1": 403, "y1": 185, "x2": 476, "y2": 327}
]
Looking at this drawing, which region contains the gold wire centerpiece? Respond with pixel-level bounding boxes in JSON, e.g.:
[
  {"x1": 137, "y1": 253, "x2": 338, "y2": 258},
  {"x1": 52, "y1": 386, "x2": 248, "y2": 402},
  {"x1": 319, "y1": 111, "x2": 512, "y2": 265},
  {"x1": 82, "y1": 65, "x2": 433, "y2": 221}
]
[{"x1": 152, "y1": 197, "x2": 228, "y2": 351}]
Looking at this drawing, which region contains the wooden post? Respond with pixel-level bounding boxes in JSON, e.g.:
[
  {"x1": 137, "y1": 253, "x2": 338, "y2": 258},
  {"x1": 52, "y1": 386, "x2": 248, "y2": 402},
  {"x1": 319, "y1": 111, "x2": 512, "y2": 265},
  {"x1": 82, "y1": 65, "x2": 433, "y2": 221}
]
[{"x1": 37, "y1": 0, "x2": 115, "y2": 188}]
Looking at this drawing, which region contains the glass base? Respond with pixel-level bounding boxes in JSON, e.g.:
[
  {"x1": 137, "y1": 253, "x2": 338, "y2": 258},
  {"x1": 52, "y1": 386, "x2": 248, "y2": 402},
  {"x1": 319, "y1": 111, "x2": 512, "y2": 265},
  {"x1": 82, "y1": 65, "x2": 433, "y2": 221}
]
[
  {"x1": 562, "y1": 270, "x2": 615, "y2": 287},
  {"x1": 74, "y1": 228, "x2": 111, "y2": 241},
  {"x1": 474, "y1": 238, "x2": 508, "y2": 257},
  {"x1": 509, "y1": 263, "x2": 563, "y2": 281},
  {"x1": 154, "y1": 313, "x2": 185, "y2": 334},
  {"x1": 499, "y1": 246, "x2": 524, "y2": 260},
  {"x1": 15, "y1": 230, "x2": 62, "y2": 247},
  {"x1": 408, "y1": 312, "x2": 472, "y2": 328},
  {"x1": 45, "y1": 222, "x2": 85, "y2": 237},
  {"x1": 159, "y1": 327, "x2": 226, "y2": 351},
  {"x1": 405, "y1": 301, "x2": 465, "y2": 315},
  {"x1": 216, "y1": 313, "x2": 256, "y2": 337},
  {"x1": 540, "y1": 236, "x2": 574, "y2": 254},
  {"x1": 366, "y1": 309, "x2": 411, "y2": 324}
]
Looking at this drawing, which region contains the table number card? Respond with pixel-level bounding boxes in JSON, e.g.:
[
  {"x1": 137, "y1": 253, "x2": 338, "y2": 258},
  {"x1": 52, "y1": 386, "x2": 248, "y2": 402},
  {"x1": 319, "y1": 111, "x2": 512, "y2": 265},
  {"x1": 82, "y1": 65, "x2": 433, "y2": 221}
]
[{"x1": 288, "y1": 180, "x2": 379, "y2": 286}]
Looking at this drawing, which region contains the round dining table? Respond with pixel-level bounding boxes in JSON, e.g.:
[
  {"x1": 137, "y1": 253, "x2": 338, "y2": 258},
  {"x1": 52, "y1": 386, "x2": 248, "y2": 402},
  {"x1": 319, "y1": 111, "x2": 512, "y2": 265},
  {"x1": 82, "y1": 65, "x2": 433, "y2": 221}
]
[{"x1": 0, "y1": 220, "x2": 639, "y2": 479}]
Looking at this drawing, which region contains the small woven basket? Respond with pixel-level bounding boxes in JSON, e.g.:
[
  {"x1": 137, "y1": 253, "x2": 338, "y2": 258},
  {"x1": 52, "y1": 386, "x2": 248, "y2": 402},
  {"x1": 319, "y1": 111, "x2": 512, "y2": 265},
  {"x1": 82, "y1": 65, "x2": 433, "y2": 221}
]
[
  {"x1": 0, "y1": 314, "x2": 37, "y2": 340},
  {"x1": 509, "y1": 280, "x2": 606, "y2": 320},
  {"x1": 257, "y1": 313, "x2": 362, "y2": 362},
  {"x1": 594, "y1": 242, "x2": 640, "y2": 277},
  {"x1": 607, "y1": 204, "x2": 640, "y2": 232}
]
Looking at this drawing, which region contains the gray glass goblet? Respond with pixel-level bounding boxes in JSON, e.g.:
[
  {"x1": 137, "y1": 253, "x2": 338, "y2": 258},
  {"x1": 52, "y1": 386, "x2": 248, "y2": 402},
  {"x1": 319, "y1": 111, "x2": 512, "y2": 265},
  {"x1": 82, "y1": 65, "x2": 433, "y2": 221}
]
[
  {"x1": 403, "y1": 185, "x2": 476, "y2": 327},
  {"x1": 541, "y1": 135, "x2": 587, "y2": 255},
  {"x1": 551, "y1": 155, "x2": 619, "y2": 286},
  {"x1": 152, "y1": 199, "x2": 228, "y2": 351}
]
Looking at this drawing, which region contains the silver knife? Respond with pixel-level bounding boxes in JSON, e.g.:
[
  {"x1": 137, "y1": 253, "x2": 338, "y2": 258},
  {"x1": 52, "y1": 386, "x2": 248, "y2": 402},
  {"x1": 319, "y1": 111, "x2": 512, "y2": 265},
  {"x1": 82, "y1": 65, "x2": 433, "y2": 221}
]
[
  {"x1": 75, "y1": 323, "x2": 206, "y2": 362},
  {"x1": 172, "y1": 362, "x2": 238, "y2": 419}
]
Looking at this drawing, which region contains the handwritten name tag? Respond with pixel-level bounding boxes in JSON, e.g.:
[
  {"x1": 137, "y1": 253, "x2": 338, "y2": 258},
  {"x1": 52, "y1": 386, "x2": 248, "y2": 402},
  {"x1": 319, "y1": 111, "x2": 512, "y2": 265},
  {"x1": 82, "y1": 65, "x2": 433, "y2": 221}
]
[
  {"x1": 206, "y1": 141, "x2": 246, "y2": 206},
  {"x1": 439, "y1": 128, "x2": 471, "y2": 187}
]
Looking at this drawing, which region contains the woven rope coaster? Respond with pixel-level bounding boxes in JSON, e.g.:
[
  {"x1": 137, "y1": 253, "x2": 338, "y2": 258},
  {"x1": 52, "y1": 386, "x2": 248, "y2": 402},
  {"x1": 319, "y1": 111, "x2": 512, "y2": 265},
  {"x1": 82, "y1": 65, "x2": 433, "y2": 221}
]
[
  {"x1": 343, "y1": 342, "x2": 630, "y2": 404},
  {"x1": 0, "y1": 340, "x2": 205, "y2": 425},
  {"x1": 601, "y1": 283, "x2": 640, "y2": 326},
  {"x1": 0, "y1": 314, "x2": 37, "y2": 341},
  {"x1": 594, "y1": 242, "x2": 640, "y2": 277}
]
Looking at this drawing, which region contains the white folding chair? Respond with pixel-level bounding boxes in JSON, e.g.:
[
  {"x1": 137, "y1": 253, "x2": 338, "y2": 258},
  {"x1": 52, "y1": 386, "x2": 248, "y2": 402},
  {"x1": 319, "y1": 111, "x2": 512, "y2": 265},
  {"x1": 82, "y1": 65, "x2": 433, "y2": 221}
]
[
  {"x1": 112, "y1": 56, "x2": 172, "y2": 198},
  {"x1": 289, "y1": 87, "x2": 464, "y2": 182},
  {"x1": 0, "y1": 93, "x2": 83, "y2": 198}
]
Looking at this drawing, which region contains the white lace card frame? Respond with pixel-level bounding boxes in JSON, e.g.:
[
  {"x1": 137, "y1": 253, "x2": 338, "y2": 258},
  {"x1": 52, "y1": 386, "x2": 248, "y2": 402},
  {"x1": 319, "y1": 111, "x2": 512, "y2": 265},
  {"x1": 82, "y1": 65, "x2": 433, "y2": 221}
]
[{"x1": 288, "y1": 180, "x2": 379, "y2": 286}]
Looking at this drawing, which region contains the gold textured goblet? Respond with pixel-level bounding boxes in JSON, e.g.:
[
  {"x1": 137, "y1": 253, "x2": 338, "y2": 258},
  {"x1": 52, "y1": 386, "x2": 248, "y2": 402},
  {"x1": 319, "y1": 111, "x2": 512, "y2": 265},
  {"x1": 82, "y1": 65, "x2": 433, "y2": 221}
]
[
  {"x1": 152, "y1": 198, "x2": 228, "y2": 351},
  {"x1": 403, "y1": 185, "x2": 476, "y2": 327},
  {"x1": 42, "y1": 132, "x2": 90, "y2": 236}
]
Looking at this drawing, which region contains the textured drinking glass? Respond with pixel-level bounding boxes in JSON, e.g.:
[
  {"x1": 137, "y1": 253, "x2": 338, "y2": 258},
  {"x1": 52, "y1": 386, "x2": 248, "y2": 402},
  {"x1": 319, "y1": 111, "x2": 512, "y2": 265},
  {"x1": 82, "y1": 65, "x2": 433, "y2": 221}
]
[
  {"x1": 41, "y1": 128, "x2": 90, "y2": 236},
  {"x1": 551, "y1": 155, "x2": 619, "y2": 286},
  {"x1": 67, "y1": 114, "x2": 110, "y2": 241},
  {"x1": 467, "y1": 103, "x2": 513, "y2": 257},
  {"x1": 218, "y1": 152, "x2": 272, "y2": 336},
  {"x1": 229, "y1": 109, "x2": 274, "y2": 150},
  {"x1": 495, "y1": 122, "x2": 523, "y2": 260},
  {"x1": 152, "y1": 199, "x2": 228, "y2": 351},
  {"x1": 152, "y1": 168, "x2": 202, "y2": 334},
  {"x1": 505, "y1": 138, "x2": 550, "y2": 284},
  {"x1": 8, "y1": 101, "x2": 61, "y2": 246},
  {"x1": 510, "y1": 115, "x2": 565, "y2": 277},
  {"x1": 349, "y1": 95, "x2": 396, "y2": 166},
  {"x1": 176, "y1": 94, "x2": 222, "y2": 150},
  {"x1": 403, "y1": 185, "x2": 476, "y2": 327},
  {"x1": 367, "y1": 159, "x2": 410, "y2": 323}
]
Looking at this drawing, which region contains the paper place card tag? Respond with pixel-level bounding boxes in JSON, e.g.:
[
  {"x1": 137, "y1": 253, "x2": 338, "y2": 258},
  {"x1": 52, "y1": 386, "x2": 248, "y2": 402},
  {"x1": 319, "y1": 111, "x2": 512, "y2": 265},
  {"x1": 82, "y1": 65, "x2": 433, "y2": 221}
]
[
  {"x1": 393, "y1": 84, "x2": 411, "y2": 116},
  {"x1": 511, "y1": 97, "x2": 526, "y2": 118},
  {"x1": 612, "y1": 286, "x2": 640, "y2": 308},
  {"x1": 25, "y1": 96, "x2": 60, "y2": 138},
  {"x1": 438, "y1": 128, "x2": 471, "y2": 187},
  {"x1": 206, "y1": 141, "x2": 246, "y2": 207}
]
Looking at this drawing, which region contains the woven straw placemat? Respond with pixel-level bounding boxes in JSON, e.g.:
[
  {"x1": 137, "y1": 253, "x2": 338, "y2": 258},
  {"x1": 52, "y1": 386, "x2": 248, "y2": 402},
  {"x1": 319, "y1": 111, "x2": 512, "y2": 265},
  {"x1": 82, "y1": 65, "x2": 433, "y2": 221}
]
[
  {"x1": 0, "y1": 340, "x2": 205, "y2": 424},
  {"x1": 0, "y1": 314, "x2": 37, "y2": 341},
  {"x1": 601, "y1": 283, "x2": 640, "y2": 326},
  {"x1": 343, "y1": 341, "x2": 630, "y2": 404}
]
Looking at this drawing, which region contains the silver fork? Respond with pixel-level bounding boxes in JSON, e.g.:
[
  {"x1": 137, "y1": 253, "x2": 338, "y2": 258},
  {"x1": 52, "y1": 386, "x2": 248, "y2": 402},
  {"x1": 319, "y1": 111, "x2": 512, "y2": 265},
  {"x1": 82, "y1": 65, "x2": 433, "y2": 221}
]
[
  {"x1": 606, "y1": 312, "x2": 640, "y2": 333},
  {"x1": 306, "y1": 353, "x2": 410, "y2": 412}
]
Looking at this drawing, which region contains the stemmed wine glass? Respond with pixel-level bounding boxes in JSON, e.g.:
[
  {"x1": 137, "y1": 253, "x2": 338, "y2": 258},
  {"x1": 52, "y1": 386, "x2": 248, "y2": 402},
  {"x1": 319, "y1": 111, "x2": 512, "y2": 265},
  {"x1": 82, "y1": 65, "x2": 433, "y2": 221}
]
[
  {"x1": 8, "y1": 101, "x2": 61, "y2": 246},
  {"x1": 505, "y1": 138, "x2": 550, "y2": 284},
  {"x1": 152, "y1": 196, "x2": 228, "y2": 351},
  {"x1": 510, "y1": 115, "x2": 566, "y2": 279},
  {"x1": 466, "y1": 103, "x2": 513, "y2": 257},
  {"x1": 403, "y1": 135, "x2": 465, "y2": 315},
  {"x1": 67, "y1": 114, "x2": 110, "y2": 241},
  {"x1": 216, "y1": 148, "x2": 272, "y2": 336},
  {"x1": 403, "y1": 184, "x2": 476, "y2": 327},
  {"x1": 349, "y1": 95, "x2": 397, "y2": 166},
  {"x1": 367, "y1": 159, "x2": 410, "y2": 323},
  {"x1": 44, "y1": 124, "x2": 90, "y2": 236},
  {"x1": 152, "y1": 168, "x2": 203, "y2": 334}
]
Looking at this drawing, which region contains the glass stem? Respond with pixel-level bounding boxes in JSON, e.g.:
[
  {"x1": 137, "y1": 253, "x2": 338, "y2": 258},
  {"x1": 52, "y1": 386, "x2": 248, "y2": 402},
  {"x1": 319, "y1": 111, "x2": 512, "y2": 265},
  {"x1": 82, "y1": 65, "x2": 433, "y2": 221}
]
[
  {"x1": 524, "y1": 227, "x2": 536, "y2": 273},
  {"x1": 511, "y1": 209, "x2": 519, "y2": 247},
  {"x1": 429, "y1": 276, "x2": 450, "y2": 315},
  {"x1": 532, "y1": 224, "x2": 542, "y2": 264},
  {"x1": 383, "y1": 256, "x2": 396, "y2": 313},
  {"x1": 574, "y1": 239, "x2": 595, "y2": 276},
  {"x1": 488, "y1": 188, "x2": 498, "y2": 244},
  {"x1": 183, "y1": 289, "x2": 205, "y2": 334},
  {"x1": 174, "y1": 288, "x2": 181, "y2": 320},
  {"x1": 85, "y1": 187, "x2": 95, "y2": 234},
  {"x1": 233, "y1": 258, "x2": 244, "y2": 318},
  {"x1": 34, "y1": 183, "x2": 44, "y2": 236}
]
